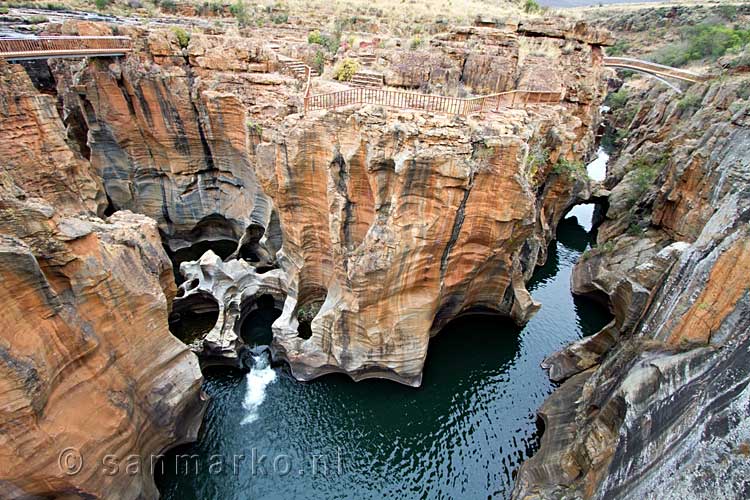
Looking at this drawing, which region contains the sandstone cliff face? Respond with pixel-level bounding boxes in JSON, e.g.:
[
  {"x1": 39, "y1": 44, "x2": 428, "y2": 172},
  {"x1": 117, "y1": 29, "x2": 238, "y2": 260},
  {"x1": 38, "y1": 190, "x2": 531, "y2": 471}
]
[
  {"x1": 254, "y1": 93, "x2": 603, "y2": 385},
  {"x1": 47, "y1": 23, "x2": 294, "y2": 259},
  {"x1": 0, "y1": 61, "x2": 206, "y2": 499},
  {"x1": 513, "y1": 75, "x2": 750, "y2": 499},
  {"x1": 374, "y1": 21, "x2": 610, "y2": 98}
]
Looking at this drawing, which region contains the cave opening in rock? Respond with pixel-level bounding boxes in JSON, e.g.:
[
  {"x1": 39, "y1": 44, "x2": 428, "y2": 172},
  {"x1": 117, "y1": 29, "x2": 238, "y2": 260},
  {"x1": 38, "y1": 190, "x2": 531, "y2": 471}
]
[
  {"x1": 169, "y1": 291, "x2": 220, "y2": 345},
  {"x1": 238, "y1": 293, "x2": 284, "y2": 346},
  {"x1": 296, "y1": 298, "x2": 325, "y2": 340}
]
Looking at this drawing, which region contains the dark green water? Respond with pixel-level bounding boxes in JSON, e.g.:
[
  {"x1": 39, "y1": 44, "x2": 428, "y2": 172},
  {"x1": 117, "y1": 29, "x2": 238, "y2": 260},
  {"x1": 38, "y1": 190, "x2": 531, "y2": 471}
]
[{"x1": 156, "y1": 207, "x2": 610, "y2": 500}]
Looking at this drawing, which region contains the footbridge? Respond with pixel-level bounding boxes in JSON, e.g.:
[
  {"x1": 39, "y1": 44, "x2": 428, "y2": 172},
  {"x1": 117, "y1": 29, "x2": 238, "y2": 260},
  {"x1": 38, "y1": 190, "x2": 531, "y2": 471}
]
[
  {"x1": 0, "y1": 36, "x2": 132, "y2": 61},
  {"x1": 603, "y1": 56, "x2": 708, "y2": 92}
]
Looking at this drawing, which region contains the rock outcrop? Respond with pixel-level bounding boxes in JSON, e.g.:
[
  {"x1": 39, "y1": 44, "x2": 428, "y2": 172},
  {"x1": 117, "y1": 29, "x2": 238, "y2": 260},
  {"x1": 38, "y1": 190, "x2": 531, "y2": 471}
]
[
  {"x1": 0, "y1": 59, "x2": 206, "y2": 499},
  {"x1": 174, "y1": 250, "x2": 287, "y2": 366},
  {"x1": 513, "y1": 73, "x2": 750, "y2": 498},
  {"x1": 256, "y1": 89, "x2": 604, "y2": 385},
  {"x1": 46, "y1": 23, "x2": 294, "y2": 260},
  {"x1": 350, "y1": 22, "x2": 610, "y2": 99}
]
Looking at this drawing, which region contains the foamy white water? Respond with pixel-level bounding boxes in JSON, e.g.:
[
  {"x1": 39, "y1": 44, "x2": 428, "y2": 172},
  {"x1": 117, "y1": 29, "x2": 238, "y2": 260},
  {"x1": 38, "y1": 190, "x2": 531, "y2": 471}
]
[
  {"x1": 587, "y1": 147, "x2": 608, "y2": 182},
  {"x1": 240, "y1": 353, "x2": 277, "y2": 425}
]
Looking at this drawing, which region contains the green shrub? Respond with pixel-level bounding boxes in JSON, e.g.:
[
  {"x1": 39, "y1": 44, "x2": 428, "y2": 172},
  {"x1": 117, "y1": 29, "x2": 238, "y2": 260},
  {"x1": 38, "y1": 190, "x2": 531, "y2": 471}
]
[
  {"x1": 333, "y1": 58, "x2": 360, "y2": 81},
  {"x1": 626, "y1": 155, "x2": 666, "y2": 205},
  {"x1": 409, "y1": 35, "x2": 423, "y2": 50},
  {"x1": 230, "y1": 0, "x2": 249, "y2": 26},
  {"x1": 605, "y1": 88, "x2": 629, "y2": 111},
  {"x1": 599, "y1": 240, "x2": 616, "y2": 254},
  {"x1": 0, "y1": 6, "x2": 9, "y2": 14},
  {"x1": 527, "y1": 144, "x2": 549, "y2": 180},
  {"x1": 718, "y1": 4, "x2": 738, "y2": 21},
  {"x1": 171, "y1": 27, "x2": 190, "y2": 48},
  {"x1": 653, "y1": 23, "x2": 750, "y2": 67},
  {"x1": 308, "y1": 29, "x2": 340, "y2": 53},
  {"x1": 313, "y1": 50, "x2": 325, "y2": 75},
  {"x1": 271, "y1": 13, "x2": 288, "y2": 24},
  {"x1": 607, "y1": 40, "x2": 630, "y2": 57},
  {"x1": 159, "y1": 0, "x2": 176, "y2": 12},
  {"x1": 552, "y1": 157, "x2": 587, "y2": 180},
  {"x1": 308, "y1": 30, "x2": 324, "y2": 45},
  {"x1": 27, "y1": 15, "x2": 49, "y2": 23},
  {"x1": 523, "y1": 0, "x2": 541, "y2": 13},
  {"x1": 627, "y1": 223, "x2": 645, "y2": 237},
  {"x1": 677, "y1": 93, "x2": 701, "y2": 111},
  {"x1": 246, "y1": 120, "x2": 262, "y2": 137}
]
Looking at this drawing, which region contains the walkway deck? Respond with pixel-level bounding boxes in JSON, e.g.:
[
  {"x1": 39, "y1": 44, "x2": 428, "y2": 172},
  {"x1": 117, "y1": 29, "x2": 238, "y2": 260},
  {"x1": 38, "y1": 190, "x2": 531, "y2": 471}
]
[
  {"x1": 0, "y1": 36, "x2": 132, "y2": 61},
  {"x1": 304, "y1": 86, "x2": 564, "y2": 115}
]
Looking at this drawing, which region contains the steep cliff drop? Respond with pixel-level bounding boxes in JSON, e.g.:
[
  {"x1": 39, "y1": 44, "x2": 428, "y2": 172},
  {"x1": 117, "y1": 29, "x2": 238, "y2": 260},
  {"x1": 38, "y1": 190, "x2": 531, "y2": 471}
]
[
  {"x1": 513, "y1": 61, "x2": 750, "y2": 499},
  {"x1": 0, "y1": 59, "x2": 207, "y2": 499}
]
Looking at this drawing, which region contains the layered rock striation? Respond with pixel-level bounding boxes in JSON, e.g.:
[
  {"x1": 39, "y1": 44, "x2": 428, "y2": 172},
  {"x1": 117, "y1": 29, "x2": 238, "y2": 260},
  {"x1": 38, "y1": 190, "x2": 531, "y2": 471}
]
[
  {"x1": 46, "y1": 22, "x2": 295, "y2": 260},
  {"x1": 514, "y1": 73, "x2": 750, "y2": 498},
  {"x1": 0, "y1": 58, "x2": 205, "y2": 499},
  {"x1": 256, "y1": 78, "x2": 605, "y2": 385}
]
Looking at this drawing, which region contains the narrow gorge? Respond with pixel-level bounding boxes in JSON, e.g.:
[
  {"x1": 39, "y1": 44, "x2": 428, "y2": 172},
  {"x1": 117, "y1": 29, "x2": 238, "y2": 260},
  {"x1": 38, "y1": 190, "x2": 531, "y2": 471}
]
[{"x1": 1, "y1": 1, "x2": 749, "y2": 499}]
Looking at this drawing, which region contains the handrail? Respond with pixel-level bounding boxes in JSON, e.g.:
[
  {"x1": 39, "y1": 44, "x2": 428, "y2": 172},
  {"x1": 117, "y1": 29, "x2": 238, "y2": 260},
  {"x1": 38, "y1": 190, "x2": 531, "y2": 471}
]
[
  {"x1": 0, "y1": 36, "x2": 132, "y2": 60},
  {"x1": 304, "y1": 87, "x2": 564, "y2": 115}
]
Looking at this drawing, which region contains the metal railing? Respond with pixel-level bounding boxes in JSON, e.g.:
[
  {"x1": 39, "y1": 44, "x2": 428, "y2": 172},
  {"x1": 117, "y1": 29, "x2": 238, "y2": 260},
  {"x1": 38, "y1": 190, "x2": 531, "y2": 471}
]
[
  {"x1": 0, "y1": 36, "x2": 132, "y2": 60},
  {"x1": 304, "y1": 87, "x2": 563, "y2": 115}
]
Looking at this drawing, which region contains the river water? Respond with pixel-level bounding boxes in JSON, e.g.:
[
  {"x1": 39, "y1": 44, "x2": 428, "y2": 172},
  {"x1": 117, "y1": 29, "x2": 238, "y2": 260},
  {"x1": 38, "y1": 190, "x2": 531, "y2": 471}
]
[{"x1": 156, "y1": 151, "x2": 611, "y2": 499}]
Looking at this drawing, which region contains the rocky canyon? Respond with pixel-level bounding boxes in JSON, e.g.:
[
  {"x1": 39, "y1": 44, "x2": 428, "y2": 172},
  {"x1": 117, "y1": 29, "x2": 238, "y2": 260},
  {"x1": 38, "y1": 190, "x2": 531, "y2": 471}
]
[{"x1": 1, "y1": 1, "x2": 749, "y2": 499}]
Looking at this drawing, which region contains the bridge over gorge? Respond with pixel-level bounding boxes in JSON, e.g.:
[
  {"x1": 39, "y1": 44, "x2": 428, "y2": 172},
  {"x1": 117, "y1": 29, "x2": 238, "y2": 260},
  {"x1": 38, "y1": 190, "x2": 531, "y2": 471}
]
[{"x1": 602, "y1": 56, "x2": 709, "y2": 93}]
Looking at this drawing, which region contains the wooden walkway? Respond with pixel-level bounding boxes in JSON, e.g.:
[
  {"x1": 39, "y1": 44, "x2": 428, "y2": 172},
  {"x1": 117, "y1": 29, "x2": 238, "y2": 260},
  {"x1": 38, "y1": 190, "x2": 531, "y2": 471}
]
[
  {"x1": 0, "y1": 36, "x2": 132, "y2": 61},
  {"x1": 304, "y1": 86, "x2": 564, "y2": 115}
]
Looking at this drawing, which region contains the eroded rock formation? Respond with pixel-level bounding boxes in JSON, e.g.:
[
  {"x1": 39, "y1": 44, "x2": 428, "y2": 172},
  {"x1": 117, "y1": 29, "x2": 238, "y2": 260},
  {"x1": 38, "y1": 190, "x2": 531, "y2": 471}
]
[
  {"x1": 47, "y1": 22, "x2": 293, "y2": 259},
  {"x1": 513, "y1": 73, "x2": 750, "y2": 499},
  {"x1": 0, "y1": 59, "x2": 205, "y2": 499},
  {"x1": 256, "y1": 79, "x2": 605, "y2": 385},
  {"x1": 175, "y1": 250, "x2": 287, "y2": 366}
]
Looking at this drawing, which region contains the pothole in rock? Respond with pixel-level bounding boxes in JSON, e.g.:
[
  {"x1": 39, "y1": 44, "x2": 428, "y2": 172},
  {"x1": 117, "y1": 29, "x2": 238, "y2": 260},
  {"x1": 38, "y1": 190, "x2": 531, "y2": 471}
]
[
  {"x1": 239, "y1": 293, "x2": 284, "y2": 346},
  {"x1": 296, "y1": 299, "x2": 325, "y2": 340},
  {"x1": 169, "y1": 291, "x2": 220, "y2": 345}
]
